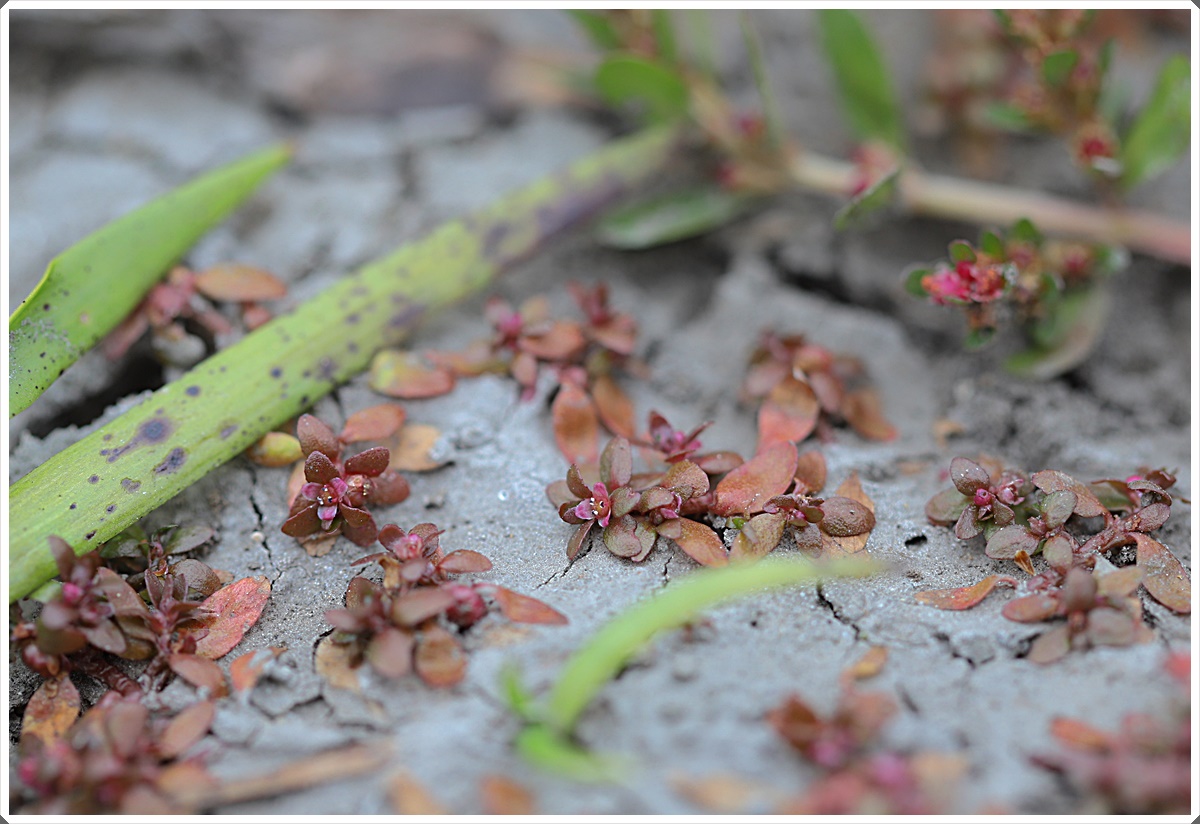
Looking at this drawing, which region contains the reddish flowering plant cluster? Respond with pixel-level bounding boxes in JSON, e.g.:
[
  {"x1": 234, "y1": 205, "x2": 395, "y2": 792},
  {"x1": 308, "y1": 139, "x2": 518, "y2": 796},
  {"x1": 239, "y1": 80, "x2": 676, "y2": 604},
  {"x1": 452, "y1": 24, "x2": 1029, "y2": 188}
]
[
  {"x1": 1030, "y1": 653, "x2": 1190, "y2": 814},
  {"x1": 281, "y1": 414, "x2": 411, "y2": 548},
  {"x1": 916, "y1": 458, "x2": 1190, "y2": 663},
  {"x1": 741, "y1": 330, "x2": 897, "y2": 449},
  {"x1": 547, "y1": 433, "x2": 877, "y2": 567},
  {"x1": 770, "y1": 653, "x2": 966, "y2": 815},
  {"x1": 904, "y1": 220, "x2": 1125, "y2": 368},
  {"x1": 16, "y1": 694, "x2": 217, "y2": 814},
  {"x1": 369, "y1": 282, "x2": 642, "y2": 465},
  {"x1": 322, "y1": 521, "x2": 567, "y2": 687},
  {"x1": 104, "y1": 263, "x2": 287, "y2": 363}
]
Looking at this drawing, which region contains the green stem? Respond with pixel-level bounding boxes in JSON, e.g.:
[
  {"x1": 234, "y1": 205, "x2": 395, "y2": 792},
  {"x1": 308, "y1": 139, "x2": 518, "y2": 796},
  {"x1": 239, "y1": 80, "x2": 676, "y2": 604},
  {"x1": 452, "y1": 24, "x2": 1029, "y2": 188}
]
[
  {"x1": 789, "y1": 151, "x2": 1190, "y2": 265},
  {"x1": 543, "y1": 556, "x2": 876, "y2": 733},
  {"x1": 8, "y1": 125, "x2": 681, "y2": 603}
]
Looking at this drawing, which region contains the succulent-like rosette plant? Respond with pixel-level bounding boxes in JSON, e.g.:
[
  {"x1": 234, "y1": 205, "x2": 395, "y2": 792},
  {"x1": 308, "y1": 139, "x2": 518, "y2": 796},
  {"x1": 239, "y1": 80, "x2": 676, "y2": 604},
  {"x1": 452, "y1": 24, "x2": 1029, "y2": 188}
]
[
  {"x1": 547, "y1": 436, "x2": 729, "y2": 566},
  {"x1": 741, "y1": 330, "x2": 897, "y2": 448},
  {"x1": 281, "y1": 414, "x2": 411, "y2": 547},
  {"x1": 925, "y1": 456, "x2": 1030, "y2": 542},
  {"x1": 325, "y1": 522, "x2": 566, "y2": 686}
]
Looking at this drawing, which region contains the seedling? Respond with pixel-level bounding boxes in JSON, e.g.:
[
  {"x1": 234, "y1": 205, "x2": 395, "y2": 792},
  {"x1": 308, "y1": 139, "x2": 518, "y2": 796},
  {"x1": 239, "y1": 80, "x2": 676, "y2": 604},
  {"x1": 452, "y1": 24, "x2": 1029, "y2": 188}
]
[
  {"x1": 280, "y1": 414, "x2": 411, "y2": 548},
  {"x1": 322, "y1": 521, "x2": 566, "y2": 687},
  {"x1": 916, "y1": 457, "x2": 1190, "y2": 662}
]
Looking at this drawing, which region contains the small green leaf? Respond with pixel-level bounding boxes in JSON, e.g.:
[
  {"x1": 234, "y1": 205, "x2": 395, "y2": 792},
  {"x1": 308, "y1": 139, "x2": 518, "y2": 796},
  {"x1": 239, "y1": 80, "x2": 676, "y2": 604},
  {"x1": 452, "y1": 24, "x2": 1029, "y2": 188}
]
[
  {"x1": 817, "y1": 9, "x2": 905, "y2": 149},
  {"x1": 594, "y1": 54, "x2": 689, "y2": 123},
  {"x1": 567, "y1": 10, "x2": 622, "y2": 51},
  {"x1": 948, "y1": 240, "x2": 977, "y2": 263},
  {"x1": 964, "y1": 326, "x2": 996, "y2": 350},
  {"x1": 1120, "y1": 55, "x2": 1190, "y2": 189},
  {"x1": 596, "y1": 186, "x2": 751, "y2": 250},
  {"x1": 982, "y1": 101, "x2": 1034, "y2": 133},
  {"x1": 1041, "y1": 50, "x2": 1079, "y2": 87},
  {"x1": 498, "y1": 664, "x2": 539, "y2": 724},
  {"x1": 833, "y1": 166, "x2": 900, "y2": 230},
  {"x1": 1008, "y1": 218, "x2": 1044, "y2": 245},
  {"x1": 514, "y1": 725, "x2": 628, "y2": 783},
  {"x1": 9, "y1": 145, "x2": 292, "y2": 417},
  {"x1": 650, "y1": 9, "x2": 678, "y2": 65},
  {"x1": 903, "y1": 267, "x2": 931, "y2": 297},
  {"x1": 979, "y1": 231, "x2": 1005, "y2": 258},
  {"x1": 1006, "y1": 285, "x2": 1113, "y2": 379}
]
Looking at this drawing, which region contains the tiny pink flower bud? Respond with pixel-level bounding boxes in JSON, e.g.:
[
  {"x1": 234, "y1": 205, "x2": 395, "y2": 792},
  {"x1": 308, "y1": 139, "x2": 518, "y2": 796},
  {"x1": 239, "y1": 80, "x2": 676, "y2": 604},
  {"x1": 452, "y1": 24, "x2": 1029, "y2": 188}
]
[
  {"x1": 61, "y1": 582, "x2": 84, "y2": 606},
  {"x1": 973, "y1": 488, "x2": 993, "y2": 508}
]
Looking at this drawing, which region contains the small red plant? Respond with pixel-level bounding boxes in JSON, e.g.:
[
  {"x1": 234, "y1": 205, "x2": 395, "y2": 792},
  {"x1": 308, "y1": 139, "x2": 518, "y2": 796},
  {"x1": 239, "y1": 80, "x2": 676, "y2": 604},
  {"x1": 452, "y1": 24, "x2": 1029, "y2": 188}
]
[
  {"x1": 916, "y1": 458, "x2": 1190, "y2": 662},
  {"x1": 1030, "y1": 653, "x2": 1190, "y2": 814},
  {"x1": 281, "y1": 414, "x2": 411, "y2": 548},
  {"x1": 741, "y1": 329, "x2": 897, "y2": 449},
  {"x1": 17, "y1": 693, "x2": 216, "y2": 814},
  {"x1": 323, "y1": 521, "x2": 567, "y2": 687},
  {"x1": 104, "y1": 263, "x2": 287, "y2": 362}
]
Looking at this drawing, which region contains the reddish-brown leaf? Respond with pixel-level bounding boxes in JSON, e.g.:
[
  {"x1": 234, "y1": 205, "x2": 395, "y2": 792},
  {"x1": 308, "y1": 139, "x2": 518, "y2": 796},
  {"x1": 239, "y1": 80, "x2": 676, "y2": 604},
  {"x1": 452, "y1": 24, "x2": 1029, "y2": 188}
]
[
  {"x1": 757, "y1": 377, "x2": 820, "y2": 448},
  {"x1": 730, "y1": 512, "x2": 786, "y2": 561},
  {"x1": 314, "y1": 636, "x2": 364, "y2": 693},
  {"x1": 158, "y1": 701, "x2": 216, "y2": 760},
  {"x1": 1001, "y1": 594, "x2": 1059, "y2": 623},
  {"x1": 392, "y1": 588, "x2": 457, "y2": 627},
  {"x1": 297, "y1": 414, "x2": 340, "y2": 462},
  {"x1": 551, "y1": 381, "x2": 599, "y2": 465},
  {"x1": 694, "y1": 451, "x2": 743, "y2": 475},
  {"x1": 427, "y1": 340, "x2": 503, "y2": 377},
  {"x1": 985, "y1": 525, "x2": 1039, "y2": 560},
  {"x1": 1048, "y1": 717, "x2": 1112, "y2": 752},
  {"x1": 168, "y1": 653, "x2": 229, "y2": 697},
  {"x1": 845, "y1": 645, "x2": 888, "y2": 681},
  {"x1": 230, "y1": 646, "x2": 287, "y2": 694},
  {"x1": 192, "y1": 576, "x2": 272, "y2": 660},
  {"x1": 389, "y1": 771, "x2": 447, "y2": 815},
  {"x1": 245, "y1": 432, "x2": 303, "y2": 467},
  {"x1": 340, "y1": 404, "x2": 407, "y2": 443},
  {"x1": 302, "y1": 533, "x2": 339, "y2": 557},
  {"x1": 914, "y1": 575, "x2": 1016, "y2": 610},
  {"x1": 1027, "y1": 625, "x2": 1072, "y2": 664},
  {"x1": 671, "y1": 518, "x2": 728, "y2": 567},
  {"x1": 822, "y1": 473, "x2": 875, "y2": 555},
  {"x1": 713, "y1": 441, "x2": 799, "y2": 516},
  {"x1": 345, "y1": 446, "x2": 390, "y2": 476},
  {"x1": 566, "y1": 522, "x2": 593, "y2": 561},
  {"x1": 519, "y1": 320, "x2": 586, "y2": 361},
  {"x1": 414, "y1": 625, "x2": 467, "y2": 688},
  {"x1": 591, "y1": 373, "x2": 636, "y2": 439},
  {"x1": 490, "y1": 586, "x2": 568, "y2": 624},
  {"x1": 438, "y1": 549, "x2": 494, "y2": 574},
  {"x1": 388, "y1": 424, "x2": 447, "y2": 472},
  {"x1": 662, "y1": 459, "x2": 710, "y2": 499},
  {"x1": 366, "y1": 627, "x2": 416, "y2": 679},
  {"x1": 194, "y1": 263, "x2": 287, "y2": 302},
  {"x1": 1031, "y1": 470, "x2": 1106, "y2": 517},
  {"x1": 369, "y1": 350, "x2": 456, "y2": 399},
  {"x1": 20, "y1": 675, "x2": 80, "y2": 747},
  {"x1": 1096, "y1": 566, "x2": 1143, "y2": 599},
  {"x1": 1133, "y1": 534, "x2": 1191, "y2": 613},
  {"x1": 841, "y1": 387, "x2": 897, "y2": 441},
  {"x1": 480, "y1": 775, "x2": 535, "y2": 815},
  {"x1": 793, "y1": 450, "x2": 827, "y2": 495}
]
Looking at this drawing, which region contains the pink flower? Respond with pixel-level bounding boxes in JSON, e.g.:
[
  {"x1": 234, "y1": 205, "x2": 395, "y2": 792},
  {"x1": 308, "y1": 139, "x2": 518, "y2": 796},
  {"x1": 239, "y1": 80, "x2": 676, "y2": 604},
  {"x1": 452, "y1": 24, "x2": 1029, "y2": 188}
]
[
  {"x1": 301, "y1": 476, "x2": 351, "y2": 529},
  {"x1": 921, "y1": 260, "x2": 1008, "y2": 306},
  {"x1": 572, "y1": 483, "x2": 612, "y2": 528}
]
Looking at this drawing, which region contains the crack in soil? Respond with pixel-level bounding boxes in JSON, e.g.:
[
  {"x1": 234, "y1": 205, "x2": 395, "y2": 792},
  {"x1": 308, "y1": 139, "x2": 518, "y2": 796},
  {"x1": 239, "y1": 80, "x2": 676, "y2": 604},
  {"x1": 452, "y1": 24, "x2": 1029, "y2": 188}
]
[
  {"x1": 815, "y1": 582, "x2": 864, "y2": 640},
  {"x1": 245, "y1": 463, "x2": 284, "y2": 583}
]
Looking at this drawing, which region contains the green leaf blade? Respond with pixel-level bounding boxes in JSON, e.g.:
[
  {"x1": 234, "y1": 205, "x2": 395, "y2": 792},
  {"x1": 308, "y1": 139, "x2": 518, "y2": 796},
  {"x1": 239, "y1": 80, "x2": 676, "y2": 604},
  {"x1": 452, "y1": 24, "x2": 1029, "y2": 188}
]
[
  {"x1": 8, "y1": 126, "x2": 680, "y2": 603},
  {"x1": 596, "y1": 186, "x2": 751, "y2": 250},
  {"x1": 9, "y1": 144, "x2": 292, "y2": 417},
  {"x1": 594, "y1": 54, "x2": 690, "y2": 123},
  {"x1": 1120, "y1": 55, "x2": 1191, "y2": 189},
  {"x1": 817, "y1": 9, "x2": 906, "y2": 150}
]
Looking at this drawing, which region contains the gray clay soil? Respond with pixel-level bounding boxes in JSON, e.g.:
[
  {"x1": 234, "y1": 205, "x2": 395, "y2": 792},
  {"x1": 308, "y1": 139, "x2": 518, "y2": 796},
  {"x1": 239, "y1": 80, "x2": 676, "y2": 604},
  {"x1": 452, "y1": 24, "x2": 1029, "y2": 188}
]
[{"x1": 6, "y1": 9, "x2": 1193, "y2": 816}]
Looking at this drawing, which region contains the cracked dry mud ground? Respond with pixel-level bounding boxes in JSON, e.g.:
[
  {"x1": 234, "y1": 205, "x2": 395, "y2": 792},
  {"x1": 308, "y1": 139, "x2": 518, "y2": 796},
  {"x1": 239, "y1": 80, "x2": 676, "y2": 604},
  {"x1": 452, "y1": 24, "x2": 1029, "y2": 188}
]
[{"x1": 6, "y1": 9, "x2": 1193, "y2": 816}]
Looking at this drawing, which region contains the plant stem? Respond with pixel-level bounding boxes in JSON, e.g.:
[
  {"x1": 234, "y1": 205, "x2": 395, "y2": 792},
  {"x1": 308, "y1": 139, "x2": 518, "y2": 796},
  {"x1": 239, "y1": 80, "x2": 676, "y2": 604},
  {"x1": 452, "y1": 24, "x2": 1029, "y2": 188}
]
[
  {"x1": 8, "y1": 125, "x2": 681, "y2": 603},
  {"x1": 789, "y1": 151, "x2": 1191, "y2": 265}
]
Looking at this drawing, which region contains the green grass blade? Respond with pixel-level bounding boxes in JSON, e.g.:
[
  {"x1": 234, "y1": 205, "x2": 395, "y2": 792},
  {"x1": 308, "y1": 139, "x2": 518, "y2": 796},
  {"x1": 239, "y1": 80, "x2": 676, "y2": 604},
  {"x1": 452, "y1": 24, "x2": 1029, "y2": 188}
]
[
  {"x1": 9, "y1": 145, "x2": 292, "y2": 417},
  {"x1": 7, "y1": 126, "x2": 679, "y2": 603},
  {"x1": 817, "y1": 9, "x2": 906, "y2": 150},
  {"x1": 1120, "y1": 55, "x2": 1190, "y2": 189},
  {"x1": 542, "y1": 556, "x2": 877, "y2": 733}
]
